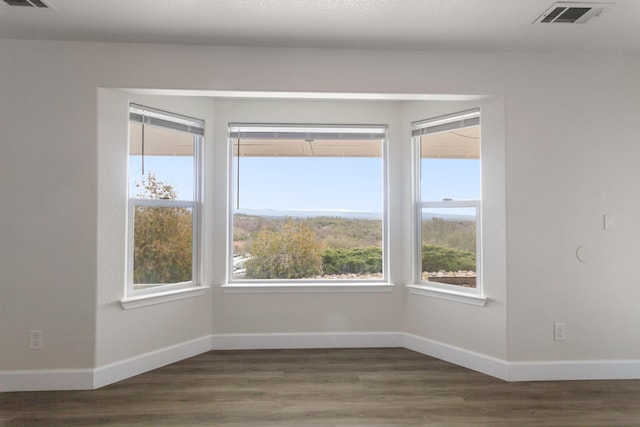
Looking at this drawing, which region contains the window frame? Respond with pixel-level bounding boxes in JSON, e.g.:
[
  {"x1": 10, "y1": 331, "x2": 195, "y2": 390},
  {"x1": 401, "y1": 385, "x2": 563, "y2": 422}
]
[
  {"x1": 411, "y1": 108, "x2": 484, "y2": 301},
  {"x1": 125, "y1": 104, "x2": 204, "y2": 298},
  {"x1": 226, "y1": 122, "x2": 390, "y2": 286}
]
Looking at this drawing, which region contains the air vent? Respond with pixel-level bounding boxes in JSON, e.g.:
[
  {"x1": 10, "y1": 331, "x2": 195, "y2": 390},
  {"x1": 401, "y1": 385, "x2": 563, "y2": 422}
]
[
  {"x1": 2, "y1": 0, "x2": 50, "y2": 7},
  {"x1": 533, "y1": 2, "x2": 614, "y2": 24}
]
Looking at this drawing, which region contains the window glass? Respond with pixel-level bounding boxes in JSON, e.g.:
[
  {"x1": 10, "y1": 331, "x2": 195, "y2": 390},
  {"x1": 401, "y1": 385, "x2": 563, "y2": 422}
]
[
  {"x1": 128, "y1": 122, "x2": 195, "y2": 200},
  {"x1": 421, "y1": 204, "x2": 478, "y2": 288},
  {"x1": 132, "y1": 205, "x2": 193, "y2": 289},
  {"x1": 415, "y1": 110, "x2": 481, "y2": 290},
  {"x1": 127, "y1": 105, "x2": 202, "y2": 294},
  {"x1": 230, "y1": 125, "x2": 386, "y2": 282}
]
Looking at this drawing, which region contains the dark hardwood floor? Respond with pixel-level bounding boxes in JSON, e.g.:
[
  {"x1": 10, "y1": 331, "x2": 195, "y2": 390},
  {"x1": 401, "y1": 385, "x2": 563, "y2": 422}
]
[{"x1": 2, "y1": 348, "x2": 640, "y2": 426}]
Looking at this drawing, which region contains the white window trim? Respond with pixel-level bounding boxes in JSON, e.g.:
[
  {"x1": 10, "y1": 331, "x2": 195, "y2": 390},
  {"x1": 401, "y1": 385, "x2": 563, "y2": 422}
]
[
  {"x1": 221, "y1": 282, "x2": 394, "y2": 294},
  {"x1": 126, "y1": 104, "x2": 204, "y2": 299},
  {"x1": 412, "y1": 109, "x2": 484, "y2": 304},
  {"x1": 120, "y1": 285, "x2": 210, "y2": 310},
  {"x1": 406, "y1": 283, "x2": 487, "y2": 306},
  {"x1": 226, "y1": 123, "x2": 390, "y2": 288}
]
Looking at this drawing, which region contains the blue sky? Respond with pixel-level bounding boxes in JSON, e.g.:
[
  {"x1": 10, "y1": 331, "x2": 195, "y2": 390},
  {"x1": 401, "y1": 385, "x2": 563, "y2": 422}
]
[
  {"x1": 421, "y1": 158, "x2": 480, "y2": 201},
  {"x1": 233, "y1": 157, "x2": 479, "y2": 212},
  {"x1": 129, "y1": 156, "x2": 194, "y2": 200},
  {"x1": 234, "y1": 157, "x2": 383, "y2": 212},
  {"x1": 129, "y1": 155, "x2": 480, "y2": 211}
]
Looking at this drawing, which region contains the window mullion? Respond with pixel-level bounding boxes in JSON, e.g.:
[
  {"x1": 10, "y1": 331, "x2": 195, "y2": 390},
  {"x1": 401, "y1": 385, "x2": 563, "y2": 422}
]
[
  {"x1": 129, "y1": 198, "x2": 195, "y2": 208},
  {"x1": 421, "y1": 200, "x2": 479, "y2": 209}
]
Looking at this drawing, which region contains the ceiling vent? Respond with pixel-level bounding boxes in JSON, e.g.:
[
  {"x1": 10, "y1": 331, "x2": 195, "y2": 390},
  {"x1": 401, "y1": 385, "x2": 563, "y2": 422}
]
[
  {"x1": 1, "y1": 0, "x2": 51, "y2": 7},
  {"x1": 533, "y1": 2, "x2": 614, "y2": 24}
]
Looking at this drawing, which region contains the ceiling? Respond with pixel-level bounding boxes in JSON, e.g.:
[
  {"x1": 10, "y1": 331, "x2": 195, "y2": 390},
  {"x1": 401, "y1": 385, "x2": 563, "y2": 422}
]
[{"x1": 0, "y1": 0, "x2": 639, "y2": 54}]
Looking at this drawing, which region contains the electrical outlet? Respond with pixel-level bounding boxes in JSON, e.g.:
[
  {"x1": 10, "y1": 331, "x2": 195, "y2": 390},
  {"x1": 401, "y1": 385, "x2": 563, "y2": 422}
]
[
  {"x1": 554, "y1": 323, "x2": 566, "y2": 341},
  {"x1": 30, "y1": 330, "x2": 43, "y2": 349}
]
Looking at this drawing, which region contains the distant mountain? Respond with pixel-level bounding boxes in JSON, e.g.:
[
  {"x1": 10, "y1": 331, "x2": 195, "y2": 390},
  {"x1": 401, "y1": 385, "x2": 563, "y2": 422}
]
[
  {"x1": 422, "y1": 212, "x2": 476, "y2": 222},
  {"x1": 235, "y1": 208, "x2": 382, "y2": 220},
  {"x1": 235, "y1": 208, "x2": 473, "y2": 222}
]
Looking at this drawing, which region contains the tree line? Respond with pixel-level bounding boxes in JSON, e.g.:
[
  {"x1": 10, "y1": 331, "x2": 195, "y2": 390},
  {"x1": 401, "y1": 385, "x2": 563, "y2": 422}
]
[
  {"x1": 243, "y1": 219, "x2": 384, "y2": 279},
  {"x1": 242, "y1": 219, "x2": 475, "y2": 279},
  {"x1": 132, "y1": 176, "x2": 476, "y2": 283}
]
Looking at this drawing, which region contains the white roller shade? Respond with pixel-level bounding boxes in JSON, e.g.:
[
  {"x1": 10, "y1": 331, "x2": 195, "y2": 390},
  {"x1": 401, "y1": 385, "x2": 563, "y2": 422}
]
[{"x1": 130, "y1": 103, "x2": 204, "y2": 136}]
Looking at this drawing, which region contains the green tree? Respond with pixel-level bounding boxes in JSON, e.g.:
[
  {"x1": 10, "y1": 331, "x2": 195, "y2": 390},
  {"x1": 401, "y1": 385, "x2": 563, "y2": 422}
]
[
  {"x1": 244, "y1": 219, "x2": 325, "y2": 279},
  {"x1": 133, "y1": 174, "x2": 193, "y2": 285}
]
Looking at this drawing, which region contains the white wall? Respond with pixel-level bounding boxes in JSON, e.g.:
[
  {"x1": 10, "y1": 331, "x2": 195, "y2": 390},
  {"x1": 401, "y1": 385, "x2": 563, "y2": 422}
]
[
  {"x1": 96, "y1": 94, "x2": 406, "y2": 368},
  {"x1": 96, "y1": 91, "x2": 215, "y2": 367},
  {"x1": 1, "y1": 42, "x2": 99, "y2": 370},
  {"x1": 504, "y1": 55, "x2": 640, "y2": 362},
  {"x1": 2, "y1": 40, "x2": 640, "y2": 384},
  {"x1": 209, "y1": 99, "x2": 405, "y2": 336},
  {"x1": 401, "y1": 97, "x2": 507, "y2": 361}
]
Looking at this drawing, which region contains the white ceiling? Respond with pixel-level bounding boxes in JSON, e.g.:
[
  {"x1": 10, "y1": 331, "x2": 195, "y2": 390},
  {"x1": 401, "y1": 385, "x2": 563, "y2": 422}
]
[{"x1": 0, "y1": 0, "x2": 639, "y2": 54}]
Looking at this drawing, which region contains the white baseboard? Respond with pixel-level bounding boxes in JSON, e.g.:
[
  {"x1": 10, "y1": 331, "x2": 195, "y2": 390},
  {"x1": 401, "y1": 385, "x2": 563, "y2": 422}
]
[
  {"x1": 0, "y1": 368, "x2": 94, "y2": 392},
  {"x1": 0, "y1": 333, "x2": 399, "y2": 392},
  {"x1": 402, "y1": 333, "x2": 640, "y2": 382},
  {"x1": 508, "y1": 359, "x2": 640, "y2": 382},
  {"x1": 93, "y1": 335, "x2": 212, "y2": 389},
  {"x1": 4, "y1": 332, "x2": 640, "y2": 392},
  {"x1": 211, "y1": 331, "x2": 404, "y2": 350},
  {"x1": 0, "y1": 336, "x2": 213, "y2": 392},
  {"x1": 402, "y1": 333, "x2": 510, "y2": 381}
]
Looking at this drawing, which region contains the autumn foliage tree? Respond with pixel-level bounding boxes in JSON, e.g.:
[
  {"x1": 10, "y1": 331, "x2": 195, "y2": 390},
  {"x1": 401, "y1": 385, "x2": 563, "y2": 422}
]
[
  {"x1": 133, "y1": 174, "x2": 193, "y2": 286},
  {"x1": 244, "y1": 219, "x2": 325, "y2": 279}
]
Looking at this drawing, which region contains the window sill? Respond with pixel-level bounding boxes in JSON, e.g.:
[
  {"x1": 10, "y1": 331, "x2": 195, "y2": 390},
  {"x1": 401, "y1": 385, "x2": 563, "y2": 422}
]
[
  {"x1": 222, "y1": 282, "x2": 394, "y2": 294},
  {"x1": 120, "y1": 285, "x2": 210, "y2": 310},
  {"x1": 406, "y1": 284, "x2": 487, "y2": 306}
]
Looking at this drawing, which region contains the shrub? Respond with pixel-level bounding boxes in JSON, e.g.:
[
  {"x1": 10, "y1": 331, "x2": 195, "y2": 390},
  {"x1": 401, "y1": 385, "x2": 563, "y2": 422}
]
[
  {"x1": 422, "y1": 244, "x2": 475, "y2": 272},
  {"x1": 322, "y1": 246, "x2": 382, "y2": 275},
  {"x1": 133, "y1": 174, "x2": 192, "y2": 284},
  {"x1": 244, "y1": 219, "x2": 325, "y2": 279}
]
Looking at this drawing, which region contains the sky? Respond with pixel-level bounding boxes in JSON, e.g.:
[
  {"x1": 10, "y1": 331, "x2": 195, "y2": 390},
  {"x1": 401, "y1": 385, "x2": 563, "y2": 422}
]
[
  {"x1": 421, "y1": 158, "x2": 480, "y2": 201},
  {"x1": 129, "y1": 154, "x2": 480, "y2": 213},
  {"x1": 129, "y1": 155, "x2": 195, "y2": 200},
  {"x1": 234, "y1": 157, "x2": 383, "y2": 213}
]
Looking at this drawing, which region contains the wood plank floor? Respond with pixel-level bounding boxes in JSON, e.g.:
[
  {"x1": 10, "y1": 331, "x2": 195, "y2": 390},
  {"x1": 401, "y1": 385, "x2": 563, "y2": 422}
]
[{"x1": 2, "y1": 348, "x2": 640, "y2": 426}]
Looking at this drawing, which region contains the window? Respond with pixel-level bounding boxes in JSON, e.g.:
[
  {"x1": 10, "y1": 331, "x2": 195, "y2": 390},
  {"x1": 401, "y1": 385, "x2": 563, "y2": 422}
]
[
  {"x1": 127, "y1": 104, "x2": 203, "y2": 296},
  {"x1": 413, "y1": 109, "x2": 481, "y2": 294},
  {"x1": 228, "y1": 124, "x2": 387, "y2": 283}
]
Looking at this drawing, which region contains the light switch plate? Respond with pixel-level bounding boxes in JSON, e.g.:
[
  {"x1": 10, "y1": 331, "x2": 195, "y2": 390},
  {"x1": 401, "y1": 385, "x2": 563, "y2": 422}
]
[{"x1": 604, "y1": 214, "x2": 615, "y2": 230}]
